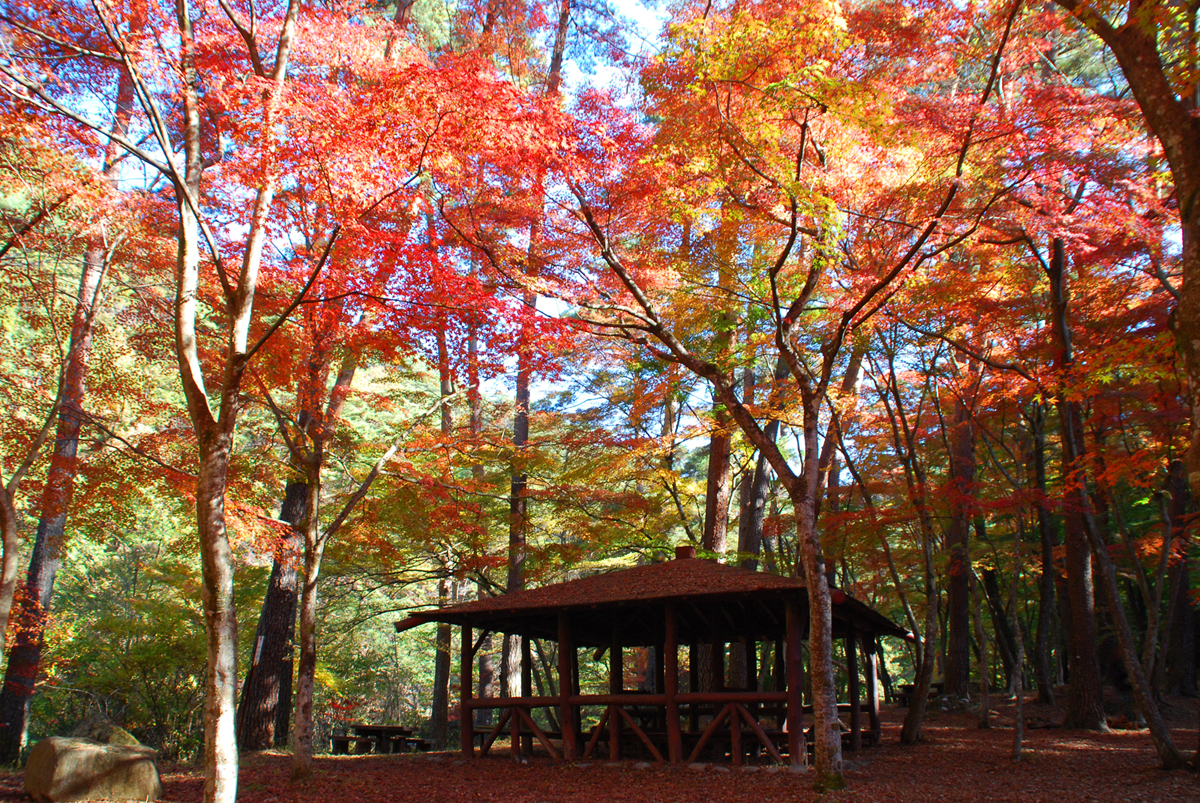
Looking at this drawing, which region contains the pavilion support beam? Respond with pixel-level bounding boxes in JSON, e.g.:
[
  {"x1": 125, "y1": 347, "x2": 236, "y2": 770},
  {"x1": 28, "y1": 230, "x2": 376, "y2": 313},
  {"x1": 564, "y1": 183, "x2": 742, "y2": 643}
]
[
  {"x1": 665, "y1": 602, "x2": 683, "y2": 764},
  {"x1": 558, "y1": 612, "x2": 578, "y2": 760},
  {"x1": 786, "y1": 597, "x2": 806, "y2": 767},
  {"x1": 688, "y1": 641, "x2": 700, "y2": 732},
  {"x1": 654, "y1": 642, "x2": 666, "y2": 731},
  {"x1": 510, "y1": 702, "x2": 521, "y2": 757},
  {"x1": 521, "y1": 638, "x2": 533, "y2": 755},
  {"x1": 609, "y1": 619, "x2": 622, "y2": 760},
  {"x1": 460, "y1": 625, "x2": 474, "y2": 758},
  {"x1": 863, "y1": 634, "x2": 881, "y2": 746},
  {"x1": 774, "y1": 638, "x2": 786, "y2": 729},
  {"x1": 847, "y1": 629, "x2": 861, "y2": 752}
]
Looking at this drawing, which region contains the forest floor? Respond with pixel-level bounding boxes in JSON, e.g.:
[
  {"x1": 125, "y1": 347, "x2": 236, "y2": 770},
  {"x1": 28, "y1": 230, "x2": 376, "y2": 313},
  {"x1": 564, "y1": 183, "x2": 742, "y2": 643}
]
[{"x1": 1, "y1": 696, "x2": 1197, "y2": 802}]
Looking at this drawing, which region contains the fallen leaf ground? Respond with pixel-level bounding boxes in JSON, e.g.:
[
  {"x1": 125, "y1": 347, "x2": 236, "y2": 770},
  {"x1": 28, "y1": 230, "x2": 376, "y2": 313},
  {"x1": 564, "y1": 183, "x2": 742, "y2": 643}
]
[{"x1": 2, "y1": 698, "x2": 1197, "y2": 802}]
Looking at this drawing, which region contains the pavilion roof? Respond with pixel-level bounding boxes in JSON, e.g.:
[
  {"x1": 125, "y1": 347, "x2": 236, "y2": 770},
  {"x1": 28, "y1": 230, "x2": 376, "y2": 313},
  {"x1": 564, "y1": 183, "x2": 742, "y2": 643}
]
[{"x1": 396, "y1": 554, "x2": 909, "y2": 647}]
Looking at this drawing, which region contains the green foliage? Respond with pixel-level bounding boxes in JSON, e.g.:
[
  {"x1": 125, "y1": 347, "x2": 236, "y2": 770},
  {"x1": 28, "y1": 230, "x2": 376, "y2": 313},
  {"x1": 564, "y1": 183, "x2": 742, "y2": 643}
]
[{"x1": 29, "y1": 498, "x2": 266, "y2": 761}]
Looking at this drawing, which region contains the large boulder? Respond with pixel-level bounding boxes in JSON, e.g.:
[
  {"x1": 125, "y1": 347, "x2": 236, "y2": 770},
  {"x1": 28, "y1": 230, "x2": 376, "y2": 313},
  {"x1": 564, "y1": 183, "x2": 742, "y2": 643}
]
[
  {"x1": 68, "y1": 714, "x2": 142, "y2": 748},
  {"x1": 24, "y1": 736, "x2": 162, "y2": 803}
]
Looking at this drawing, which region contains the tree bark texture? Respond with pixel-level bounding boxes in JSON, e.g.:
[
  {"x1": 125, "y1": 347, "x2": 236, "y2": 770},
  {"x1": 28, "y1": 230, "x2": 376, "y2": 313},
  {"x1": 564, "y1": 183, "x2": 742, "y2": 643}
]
[
  {"x1": 736, "y1": 357, "x2": 789, "y2": 571},
  {"x1": 1049, "y1": 2, "x2": 1200, "y2": 573},
  {"x1": 1044, "y1": 237, "x2": 1106, "y2": 731},
  {"x1": 1079, "y1": 488, "x2": 1186, "y2": 767},
  {"x1": 980, "y1": 563, "x2": 1019, "y2": 691},
  {"x1": 290, "y1": 467, "x2": 324, "y2": 782},
  {"x1": 790, "y1": 392, "x2": 844, "y2": 787},
  {"x1": 1029, "y1": 404, "x2": 1058, "y2": 704},
  {"x1": 430, "y1": 579, "x2": 452, "y2": 748},
  {"x1": 0, "y1": 64, "x2": 131, "y2": 762},
  {"x1": 475, "y1": 632, "x2": 495, "y2": 727},
  {"x1": 182, "y1": 4, "x2": 299, "y2": 798},
  {"x1": 0, "y1": 244, "x2": 108, "y2": 763},
  {"x1": 236, "y1": 480, "x2": 304, "y2": 751},
  {"x1": 0, "y1": 492, "x2": 20, "y2": 658},
  {"x1": 944, "y1": 382, "x2": 975, "y2": 701},
  {"x1": 702, "y1": 411, "x2": 732, "y2": 555},
  {"x1": 1164, "y1": 459, "x2": 1197, "y2": 696}
]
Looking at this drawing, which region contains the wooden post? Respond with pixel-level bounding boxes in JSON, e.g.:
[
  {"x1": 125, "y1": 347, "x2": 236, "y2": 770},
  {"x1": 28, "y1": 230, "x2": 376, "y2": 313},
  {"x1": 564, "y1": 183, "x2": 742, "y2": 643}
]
[
  {"x1": 730, "y1": 704, "x2": 743, "y2": 766},
  {"x1": 863, "y1": 634, "x2": 881, "y2": 746},
  {"x1": 558, "y1": 612, "x2": 578, "y2": 760},
  {"x1": 785, "y1": 597, "x2": 805, "y2": 766},
  {"x1": 688, "y1": 642, "x2": 700, "y2": 732},
  {"x1": 609, "y1": 619, "x2": 622, "y2": 760},
  {"x1": 510, "y1": 700, "x2": 521, "y2": 757},
  {"x1": 774, "y1": 637, "x2": 786, "y2": 729},
  {"x1": 521, "y1": 638, "x2": 533, "y2": 755},
  {"x1": 460, "y1": 625, "x2": 474, "y2": 758},
  {"x1": 664, "y1": 602, "x2": 683, "y2": 764},
  {"x1": 847, "y1": 630, "x2": 861, "y2": 752}
]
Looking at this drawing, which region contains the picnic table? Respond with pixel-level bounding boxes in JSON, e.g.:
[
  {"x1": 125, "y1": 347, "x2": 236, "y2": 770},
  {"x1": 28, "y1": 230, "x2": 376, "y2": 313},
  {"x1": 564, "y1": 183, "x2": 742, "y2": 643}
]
[
  {"x1": 331, "y1": 724, "x2": 431, "y2": 754},
  {"x1": 897, "y1": 681, "x2": 944, "y2": 707}
]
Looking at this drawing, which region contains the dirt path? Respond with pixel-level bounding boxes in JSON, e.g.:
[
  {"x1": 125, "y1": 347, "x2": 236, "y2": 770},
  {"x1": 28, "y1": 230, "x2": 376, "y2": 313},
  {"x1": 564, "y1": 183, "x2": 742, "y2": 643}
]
[{"x1": 2, "y1": 700, "x2": 1196, "y2": 802}]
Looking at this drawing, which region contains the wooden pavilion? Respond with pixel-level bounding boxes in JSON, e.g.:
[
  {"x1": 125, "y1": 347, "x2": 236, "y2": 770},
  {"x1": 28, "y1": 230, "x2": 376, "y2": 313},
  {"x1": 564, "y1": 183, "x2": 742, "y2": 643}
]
[{"x1": 395, "y1": 546, "x2": 908, "y2": 766}]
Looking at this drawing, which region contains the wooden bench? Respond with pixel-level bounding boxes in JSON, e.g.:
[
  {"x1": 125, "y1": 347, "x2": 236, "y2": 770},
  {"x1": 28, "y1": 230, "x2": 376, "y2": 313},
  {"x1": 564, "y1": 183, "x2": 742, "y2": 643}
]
[
  {"x1": 897, "y1": 682, "x2": 944, "y2": 707},
  {"x1": 331, "y1": 735, "x2": 376, "y2": 755}
]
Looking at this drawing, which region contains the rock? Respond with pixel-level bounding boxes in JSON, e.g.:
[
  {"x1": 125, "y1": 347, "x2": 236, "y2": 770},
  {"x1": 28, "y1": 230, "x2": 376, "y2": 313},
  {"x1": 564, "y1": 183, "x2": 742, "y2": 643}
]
[
  {"x1": 739, "y1": 765, "x2": 759, "y2": 773},
  {"x1": 68, "y1": 715, "x2": 142, "y2": 747},
  {"x1": 25, "y1": 737, "x2": 161, "y2": 803},
  {"x1": 711, "y1": 765, "x2": 731, "y2": 773},
  {"x1": 633, "y1": 762, "x2": 653, "y2": 770},
  {"x1": 788, "y1": 762, "x2": 810, "y2": 774},
  {"x1": 603, "y1": 761, "x2": 622, "y2": 767},
  {"x1": 688, "y1": 762, "x2": 708, "y2": 772}
]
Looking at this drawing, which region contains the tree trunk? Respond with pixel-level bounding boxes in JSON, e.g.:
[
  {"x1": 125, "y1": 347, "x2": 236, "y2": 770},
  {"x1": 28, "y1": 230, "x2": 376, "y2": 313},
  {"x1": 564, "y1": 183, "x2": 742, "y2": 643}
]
[
  {"x1": 981, "y1": 565, "x2": 1019, "y2": 691},
  {"x1": 196, "y1": 434, "x2": 241, "y2": 803},
  {"x1": 1045, "y1": 6, "x2": 1200, "y2": 605},
  {"x1": 971, "y1": 568, "x2": 990, "y2": 728},
  {"x1": 871, "y1": 344, "x2": 938, "y2": 746},
  {"x1": 0, "y1": 492, "x2": 20, "y2": 653},
  {"x1": 476, "y1": 632, "x2": 495, "y2": 727},
  {"x1": 789, "y1": 392, "x2": 844, "y2": 789},
  {"x1": 275, "y1": 604, "x2": 296, "y2": 748},
  {"x1": 503, "y1": 336, "x2": 529, "y2": 699},
  {"x1": 737, "y1": 357, "x2": 790, "y2": 571},
  {"x1": 500, "y1": 0, "x2": 572, "y2": 705},
  {"x1": 1164, "y1": 459, "x2": 1197, "y2": 696},
  {"x1": 944, "y1": 380, "x2": 975, "y2": 702},
  {"x1": 430, "y1": 318, "x2": 455, "y2": 748},
  {"x1": 430, "y1": 579, "x2": 452, "y2": 749},
  {"x1": 900, "y1": 494, "x2": 939, "y2": 745},
  {"x1": 236, "y1": 480, "x2": 304, "y2": 751},
  {"x1": 1080, "y1": 492, "x2": 1186, "y2": 767},
  {"x1": 290, "y1": 467, "x2": 324, "y2": 782},
  {"x1": 1029, "y1": 403, "x2": 1058, "y2": 705},
  {"x1": 702, "y1": 401, "x2": 732, "y2": 556},
  {"x1": 0, "y1": 66, "x2": 131, "y2": 761},
  {"x1": 1045, "y1": 237, "x2": 1107, "y2": 731},
  {"x1": 0, "y1": 245, "x2": 109, "y2": 762}
]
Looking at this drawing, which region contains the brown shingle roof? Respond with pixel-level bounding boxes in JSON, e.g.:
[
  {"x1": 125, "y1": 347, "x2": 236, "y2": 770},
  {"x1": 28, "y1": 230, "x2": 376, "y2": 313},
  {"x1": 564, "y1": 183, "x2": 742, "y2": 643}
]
[
  {"x1": 442, "y1": 556, "x2": 803, "y2": 615},
  {"x1": 398, "y1": 556, "x2": 909, "y2": 645}
]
